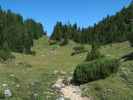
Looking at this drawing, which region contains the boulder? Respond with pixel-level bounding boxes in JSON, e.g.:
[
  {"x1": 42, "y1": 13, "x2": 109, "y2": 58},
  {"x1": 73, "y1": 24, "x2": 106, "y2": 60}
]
[
  {"x1": 56, "y1": 95, "x2": 64, "y2": 100},
  {"x1": 52, "y1": 79, "x2": 65, "y2": 91},
  {"x1": 62, "y1": 77, "x2": 72, "y2": 86},
  {"x1": 4, "y1": 89, "x2": 12, "y2": 97}
]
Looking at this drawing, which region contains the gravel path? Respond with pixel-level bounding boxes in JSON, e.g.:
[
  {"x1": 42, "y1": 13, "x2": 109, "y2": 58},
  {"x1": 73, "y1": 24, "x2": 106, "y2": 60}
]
[
  {"x1": 61, "y1": 85, "x2": 89, "y2": 100},
  {"x1": 53, "y1": 79, "x2": 90, "y2": 100}
]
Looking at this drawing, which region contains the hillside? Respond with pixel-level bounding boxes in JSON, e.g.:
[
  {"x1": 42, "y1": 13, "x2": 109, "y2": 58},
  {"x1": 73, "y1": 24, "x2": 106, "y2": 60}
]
[
  {"x1": 0, "y1": 36, "x2": 132, "y2": 99},
  {"x1": 82, "y1": 42, "x2": 133, "y2": 100},
  {"x1": 0, "y1": 36, "x2": 86, "y2": 100},
  {"x1": 50, "y1": 3, "x2": 133, "y2": 44},
  {"x1": 0, "y1": 1, "x2": 133, "y2": 100}
]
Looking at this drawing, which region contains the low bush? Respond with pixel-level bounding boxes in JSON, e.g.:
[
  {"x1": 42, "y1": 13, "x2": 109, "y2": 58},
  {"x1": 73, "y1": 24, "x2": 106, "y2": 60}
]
[
  {"x1": 0, "y1": 49, "x2": 15, "y2": 62},
  {"x1": 86, "y1": 43, "x2": 103, "y2": 61},
  {"x1": 0, "y1": 90, "x2": 4, "y2": 99},
  {"x1": 73, "y1": 45, "x2": 85, "y2": 51},
  {"x1": 71, "y1": 45, "x2": 87, "y2": 56},
  {"x1": 18, "y1": 62, "x2": 32, "y2": 68},
  {"x1": 30, "y1": 51, "x2": 36, "y2": 56},
  {"x1": 73, "y1": 58, "x2": 120, "y2": 84},
  {"x1": 127, "y1": 32, "x2": 133, "y2": 47},
  {"x1": 48, "y1": 40, "x2": 57, "y2": 45},
  {"x1": 59, "y1": 38, "x2": 68, "y2": 46},
  {"x1": 26, "y1": 51, "x2": 36, "y2": 56}
]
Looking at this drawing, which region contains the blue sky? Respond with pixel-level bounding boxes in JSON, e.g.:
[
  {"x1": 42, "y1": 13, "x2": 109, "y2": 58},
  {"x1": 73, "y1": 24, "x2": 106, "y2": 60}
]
[{"x1": 0, "y1": 0, "x2": 132, "y2": 36}]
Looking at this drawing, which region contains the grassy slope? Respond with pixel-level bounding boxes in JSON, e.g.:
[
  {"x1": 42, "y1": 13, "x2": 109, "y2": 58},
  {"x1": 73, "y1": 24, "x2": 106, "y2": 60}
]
[
  {"x1": 0, "y1": 37, "x2": 133, "y2": 100},
  {"x1": 82, "y1": 42, "x2": 133, "y2": 100},
  {"x1": 0, "y1": 37, "x2": 87, "y2": 100}
]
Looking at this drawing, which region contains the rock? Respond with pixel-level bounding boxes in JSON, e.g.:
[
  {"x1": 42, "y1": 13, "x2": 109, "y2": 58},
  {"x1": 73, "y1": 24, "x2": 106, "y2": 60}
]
[
  {"x1": 10, "y1": 74, "x2": 15, "y2": 77},
  {"x1": 106, "y1": 54, "x2": 112, "y2": 57},
  {"x1": 70, "y1": 71, "x2": 73, "y2": 74},
  {"x1": 52, "y1": 79, "x2": 65, "y2": 91},
  {"x1": 2, "y1": 84, "x2": 7, "y2": 87},
  {"x1": 53, "y1": 70, "x2": 59, "y2": 74},
  {"x1": 56, "y1": 95, "x2": 65, "y2": 100},
  {"x1": 4, "y1": 89, "x2": 12, "y2": 97},
  {"x1": 60, "y1": 71, "x2": 66, "y2": 75},
  {"x1": 16, "y1": 84, "x2": 20, "y2": 88},
  {"x1": 33, "y1": 93, "x2": 38, "y2": 97},
  {"x1": 80, "y1": 56, "x2": 82, "y2": 58},
  {"x1": 63, "y1": 77, "x2": 72, "y2": 86},
  {"x1": 52, "y1": 83, "x2": 65, "y2": 91},
  {"x1": 41, "y1": 55, "x2": 45, "y2": 56},
  {"x1": 54, "y1": 78, "x2": 90, "y2": 100}
]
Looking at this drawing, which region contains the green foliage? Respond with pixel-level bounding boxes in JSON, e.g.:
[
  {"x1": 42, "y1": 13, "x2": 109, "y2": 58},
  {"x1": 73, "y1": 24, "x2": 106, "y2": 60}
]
[
  {"x1": 73, "y1": 45, "x2": 85, "y2": 51},
  {"x1": 82, "y1": 78, "x2": 133, "y2": 100},
  {"x1": 50, "y1": 3, "x2": 133, "y2": 44},
  {"x1": 127, "y1": 33, "x2": 133, "y2": 47},
  {"x1": 59, "y1": 37, "x2": 68, "y2": 46},
  {"x1": 71, "y1": 45, "x2": 87, "y2": 56},
  {"x1": 0, "y1": 89, "x2": 4, "y2": 99},
  {"x1": 48, "y1": 40, "x2": 57, "y2": 45},
  {"x1": 24, "y1": 19, "x2": 43, "y2": 39},
  {"x1": 30, "y1": 51, "x2": 36, "y2": 56},
  {"x1": 73, "y1": 58, "x2": 120, "y2": 84},
  {"x1": 0, "y1": 8, "x2": 44, "y2": 54},
  {"x1": 18, "y1": 62, "x2": 33, "y2": 68},
  {"x1": 0, "y1": 49, "x2": 15, "y2": 62},
  {"x1": 86, "y1": 43, "x2": 103, "y2": 61},
  {"x1": 51, "y1": 44, "x2": 60, "y2": 50},
  {"x1": 80, "y1": 4, "x2": 133, "y2": 44},
  {"x1": 50, "y1": 21, "x2": 80, "y2": 43}
]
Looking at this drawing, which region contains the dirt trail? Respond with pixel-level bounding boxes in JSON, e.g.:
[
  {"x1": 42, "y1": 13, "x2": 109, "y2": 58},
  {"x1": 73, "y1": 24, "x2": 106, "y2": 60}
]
[
  {"x1": 61, "y1": 85, "x2": 89, "y2": 100},
  {"x1": 53, "y1": 79, "x2": 90, "y2": 100}
]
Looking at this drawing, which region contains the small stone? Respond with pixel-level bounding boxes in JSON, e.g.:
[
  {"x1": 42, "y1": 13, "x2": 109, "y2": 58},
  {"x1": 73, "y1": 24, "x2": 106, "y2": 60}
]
[
  {"x1": 2, "y1": 84, "x2": 7, "y2": 87},
  {"x1": 52, "y1": 84, "x2": 64, "y2": 91},
  {"x1": 11, "y1": 82, "x2": 15, "y2": 85},
  {"x1": 52, "y1": 79, "x2": 65, "y2": 91},
  {"x1": 63, "y1": 77, "x2": 72, "y2": 86},
  {"x1": 54, "y1": 70, "x2": 59, "y2": 74},
  {"x1": 33, "y1": 93, "x2": 38, "y2": 97},
  {"x1": 4, "y1": 89, "x2": 12, "y2": 97},
  {"x1": 60, "y1": 71, "x2": 66, "y2": 75},
  {"x1": 70, "y1": 72, "x2": 73, "y2": 74},
  {"x1": 10, "y1": 74, "x2": 15, "y2": 77},
  {"x1": 16, "y1": 84, "x2": 20, "y2": 88},
  {"x1": 41, "y1": 55, "x2": 45, "y2": 57},
  {"x1": 56, "y1": 95, "x2": 64, "y2": 100}
]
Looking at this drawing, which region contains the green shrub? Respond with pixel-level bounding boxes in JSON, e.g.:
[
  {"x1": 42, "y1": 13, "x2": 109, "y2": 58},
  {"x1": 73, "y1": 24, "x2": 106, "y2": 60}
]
[
  {"x1": 73, "y1": 45, "x2": 85, "y2": 51},
  {"x1": 26, "y1": 50, "x2": 36, "y2": 56},
  {"x1": 71, "y1": 45, "x2": 87, "y2": 56},
  {"x1": 127, "y1": 32, "x2": 133, "y2": 47},
  {"x1": 0, "y1": 49, "x2": 15, "y2": 62},
  {"x1": 18, "y1": 62, "x2": 32, "y2": 68},
  {"x1": 0, "y1": 90, "x2": 4, "y2": 99},
  {"x1": 48, "y1": 40, "x2": 57, "y2": 45},
  {"x1": 73, "y1": 58, "x2": 120, "y2": 84},
  {"x1": 30, "y1": 51, "x2": 36, "y2": 56},
  {"x1": 86, "y1": 43, "x2": 103, "y2": 61},
  {"x1": 59, "y1": 38, "x2": 68, "y2": 46}
]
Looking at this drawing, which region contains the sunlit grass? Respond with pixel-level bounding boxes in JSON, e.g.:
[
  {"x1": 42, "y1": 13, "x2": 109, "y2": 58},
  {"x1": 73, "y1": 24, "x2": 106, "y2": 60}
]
[{"x1": 0, "y1": 37, "x2": 133, "y2": 99}]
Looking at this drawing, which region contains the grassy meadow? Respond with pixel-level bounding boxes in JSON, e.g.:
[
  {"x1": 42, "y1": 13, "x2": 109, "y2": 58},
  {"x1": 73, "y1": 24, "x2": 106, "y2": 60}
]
[{"x1": 0, "y1": 37, "x2": 133, "y2": 100}]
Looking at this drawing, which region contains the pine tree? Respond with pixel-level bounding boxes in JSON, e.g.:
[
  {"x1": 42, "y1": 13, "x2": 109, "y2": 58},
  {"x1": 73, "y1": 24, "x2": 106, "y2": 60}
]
[{"x1": 0, "y1": 7, "x2": 44, "y2": 54}]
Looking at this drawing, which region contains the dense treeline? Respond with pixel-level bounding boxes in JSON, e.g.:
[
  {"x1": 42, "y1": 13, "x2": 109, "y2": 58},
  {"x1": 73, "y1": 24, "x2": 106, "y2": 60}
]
[
  {"x1": 51, "y1": 3, "x2": 133, "y2": 45},
  {"x1": 0, "y1": 7, "x2": 45, "y2": 53},
  {"x1": 81, "y1": 3, "x2": 133, "y2": 44},
  {"x1": 50, "y1": 22, "x2": 81, "y2": 43}
]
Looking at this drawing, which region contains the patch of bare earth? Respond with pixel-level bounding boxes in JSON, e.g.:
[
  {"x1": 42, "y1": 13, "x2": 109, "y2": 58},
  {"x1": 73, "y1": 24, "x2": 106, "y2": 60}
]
[{"x1": 52, "y1": 79, "x2": 91, "y2": 100}]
